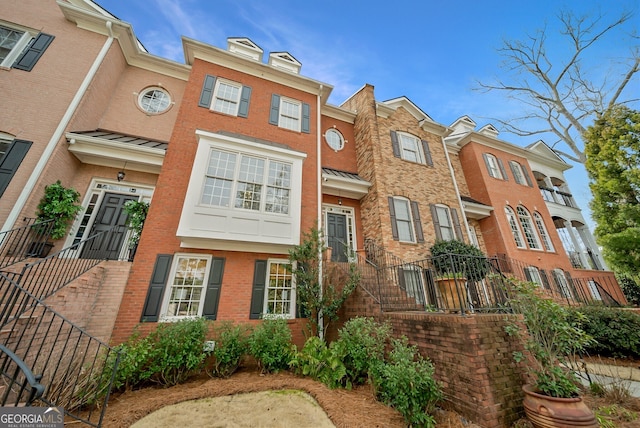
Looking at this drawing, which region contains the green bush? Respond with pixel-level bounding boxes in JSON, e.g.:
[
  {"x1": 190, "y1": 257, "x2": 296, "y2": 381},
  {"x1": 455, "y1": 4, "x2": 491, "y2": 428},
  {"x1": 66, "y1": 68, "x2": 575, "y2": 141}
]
[
  {"x1": 206, "y1": 321, "x2": 251, "y2": 378},
  {"x1": 371, "y1": 337, "x2": 442, "y2": 428},
  {"x1": 334, "y1": 317, "x2": 392, "y2": 385},
  {"x1": 145, "y1": 317, "x2": 208, "y2": 386},
  {"x1": 248, "y1": 318, "x2": 294, "y2": 373},
  {"x1": 619, "y1": 276, "x2": 640, "y2": 306},
  {"x1": 109, "y1": 318, "x2": 208, "y2": 389},
  {"x1": 568, "y1": 306, "x2": 640, "y2": 359},
  {"x1": 289, "y1": 336, "x2": 349, "y2": 389},
  {"x1": 429, "y1": 239, "x2": 489, "y2": 282}
]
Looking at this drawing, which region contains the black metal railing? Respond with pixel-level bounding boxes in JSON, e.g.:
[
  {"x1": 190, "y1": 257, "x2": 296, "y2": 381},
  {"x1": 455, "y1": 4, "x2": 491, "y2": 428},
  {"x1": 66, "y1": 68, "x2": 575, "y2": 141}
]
[
  {"x1": 357, "y1": 241, "x2": 624, "y2": 315},
  {"x1": 492, "y1": 254, "x2": 623, "y2": 307},
  {"x1": 0, "y1": 343, "x2": 45, "y2": 406},
  {"x1": 0, "y1": 218, "x2": 55, "y2": 269},
  {"x1": 0, "y1": 274, "x2": 120, "y2": 426},
  {"x1": 0, "y1": 225, "x2": 125, "y2": 426},
  {"x1": 0, "y1": 226, "x2": 127, "y2": 327},
  {"x1": 362, "y1": 239, "x2": 512, "y2": 314}
]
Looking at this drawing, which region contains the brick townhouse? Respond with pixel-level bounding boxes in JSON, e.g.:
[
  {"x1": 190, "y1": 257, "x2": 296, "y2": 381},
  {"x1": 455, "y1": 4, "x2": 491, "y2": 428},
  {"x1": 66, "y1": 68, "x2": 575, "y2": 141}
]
[{"x1": 1, "y1": 0, "x2": 623, "y2": 347}]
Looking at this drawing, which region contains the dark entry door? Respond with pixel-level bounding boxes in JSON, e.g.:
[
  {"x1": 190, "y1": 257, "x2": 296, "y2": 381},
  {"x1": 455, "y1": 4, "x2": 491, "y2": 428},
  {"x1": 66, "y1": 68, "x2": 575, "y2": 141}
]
[
  {"x1": 81, "y1": 192, "x2": 138, "y2": 260},
  {"x1": 326, "y1": 213, "x2": 348, "y2": 262}
]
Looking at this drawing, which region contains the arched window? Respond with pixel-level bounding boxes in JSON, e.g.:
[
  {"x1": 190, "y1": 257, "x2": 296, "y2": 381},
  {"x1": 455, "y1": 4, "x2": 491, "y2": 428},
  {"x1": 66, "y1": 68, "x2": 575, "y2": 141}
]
[
  {"x1": 517, "y1": 206, "x2": 541, "y2": 250},
  {"x1": 533, "y1": 212, "x2": 554, "y2": 251},
  {"x1": 505, "y1": 206, "x2": 525, "y2": 248}
]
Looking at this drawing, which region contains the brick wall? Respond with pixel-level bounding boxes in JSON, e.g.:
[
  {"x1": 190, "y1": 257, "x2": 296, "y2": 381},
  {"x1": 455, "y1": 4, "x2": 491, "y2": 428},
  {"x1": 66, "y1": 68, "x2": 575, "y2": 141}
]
[{"x1": 335, "y1": 286, "x2": 529, "y2": 428}]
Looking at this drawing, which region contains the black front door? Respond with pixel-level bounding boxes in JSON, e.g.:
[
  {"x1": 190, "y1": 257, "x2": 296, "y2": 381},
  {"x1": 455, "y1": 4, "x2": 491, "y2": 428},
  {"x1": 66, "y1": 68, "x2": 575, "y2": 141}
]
[
  {"x1": 326, "y1": 213, "x2": 348, "y2": 262},
  {"x1": 80, "y1": 192, "x2": 137, "y2": 260}
]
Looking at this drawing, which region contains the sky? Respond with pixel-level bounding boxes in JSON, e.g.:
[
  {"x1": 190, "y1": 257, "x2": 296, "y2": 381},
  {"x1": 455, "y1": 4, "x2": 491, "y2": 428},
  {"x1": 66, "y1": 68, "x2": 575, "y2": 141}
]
[{"x1": 96, "y1": 0, "x2": 638, "y2": 230}]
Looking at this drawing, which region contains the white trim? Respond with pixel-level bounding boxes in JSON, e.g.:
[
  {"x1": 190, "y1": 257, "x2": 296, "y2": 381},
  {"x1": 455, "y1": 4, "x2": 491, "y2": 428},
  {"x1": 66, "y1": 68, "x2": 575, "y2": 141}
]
[
  {"x1": 159, "y1": 253, "x2": 213, "y2": 322},
  {"x1": 262, "y1": 258, "x2": 295, "y2": 319},
  {"x1": 211, "y1": 78, "x2": 242, "y2": 116},
  {"x1": 0, "y1": 22, "x2": 35, "y2": 68},
  {"x1": 322, "y1": 204, "x2": 358, "y2": 260}
]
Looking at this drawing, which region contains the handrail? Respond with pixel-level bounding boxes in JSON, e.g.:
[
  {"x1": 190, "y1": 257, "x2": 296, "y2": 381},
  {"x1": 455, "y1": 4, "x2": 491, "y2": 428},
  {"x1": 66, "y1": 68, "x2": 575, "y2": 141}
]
[{"x1": 0, "y1": 343, "x2": 45, "y2": 406}]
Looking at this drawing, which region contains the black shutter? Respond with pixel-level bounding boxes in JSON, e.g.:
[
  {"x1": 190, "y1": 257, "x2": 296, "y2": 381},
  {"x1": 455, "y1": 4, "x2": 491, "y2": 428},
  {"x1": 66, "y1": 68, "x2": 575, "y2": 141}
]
[
  {"x1": 301, "y1": 102, "x2": 310, "y2": 133},
  {"x1": 388, "y1": 197, "x2": 399, "y2": 241},
  {"x1": 410, "y1": 201, "x2": 424, "y2": 243},
  {"x1": 0, "y1": 139, "x2": 31, "y2": 198},
  {"x1": 451, "y1": 208, "x2": 464, "y2": 242},
  {"x1": 397, "y1": 267, "x2": 406, "y2": 291},
  {"x1": 497, "y1": 159, "x2": 508, "y2": 181},
  {"x1": 202, "y1": 257, "x2": 225, "y2": 320},
  {"x1": 140, "y1": 254, "x2": 173, "y2": 322},
  {"x1": 539, "y1": 269, "x2": 551, "y2": 290},
  {"x1": 430, "y1": 204, "x2": 442, "y2": 241},
  {"x1": 198, "y1": 74, "x2": 216, "y2": 108},
  {"x1": 482, "y1": 154, "x2": 492, "y2": 176},
  {"x1": 238, "y1": 85, "x2": 252, "y2": 118},
  {"x1": 13, "y1": 33, "x2": 54, "y2": 72},
  {"x1": 523, "y1": 267, "x2": 533, "y2": 282},
  {"x1": 421, "y1": 140, "x2": 433, "y2": 166},
  {"x1": 269, "y1": 94, "x2": 280, "y2": 125},
  {"x1": 522, "y1": 165, "x2": 534, "y2": 187},
  {"x1": 390, "y1": 131, "x2": 400, "y2": 158},
  {"x1": 250, "y1": 260, "x2": 268, "y2": 319}
]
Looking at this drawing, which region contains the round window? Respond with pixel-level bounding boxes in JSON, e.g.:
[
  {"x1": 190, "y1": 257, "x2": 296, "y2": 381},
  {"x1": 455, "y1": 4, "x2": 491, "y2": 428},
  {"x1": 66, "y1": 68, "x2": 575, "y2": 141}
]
[
  {"x1": 324, "y1": 128, "x2": 344, "y2": 151},
  {"x1": 138, "y1": 87, "x2": 171, "y2": 114}
]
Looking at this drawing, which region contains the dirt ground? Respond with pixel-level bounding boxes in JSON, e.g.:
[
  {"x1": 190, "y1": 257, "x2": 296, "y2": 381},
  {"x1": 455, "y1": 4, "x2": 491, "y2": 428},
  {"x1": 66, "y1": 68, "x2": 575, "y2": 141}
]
[
  {"x1": 101, "y1": 363, "x2": 472, "y2": 428},
  {"x1": 101, "y1": 356, "x2": 640, "y2": 428}
]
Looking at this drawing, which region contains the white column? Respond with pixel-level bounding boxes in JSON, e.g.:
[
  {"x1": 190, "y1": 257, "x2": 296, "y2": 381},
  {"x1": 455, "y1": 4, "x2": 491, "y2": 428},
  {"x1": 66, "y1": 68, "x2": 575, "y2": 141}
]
[
  {"x1": 564, "y1": 220, "x2": 590, "y2": 269},
  {"x1": 576, "y1": 226, "x2": 608, "y2": 270}
]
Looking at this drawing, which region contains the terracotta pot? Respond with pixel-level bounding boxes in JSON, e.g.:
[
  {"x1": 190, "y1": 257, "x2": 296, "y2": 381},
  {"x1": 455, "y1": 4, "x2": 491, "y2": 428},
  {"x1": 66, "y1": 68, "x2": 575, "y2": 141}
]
[
  {"x1": 522, "y1": 384, "x2": 597, "y2": 428},
  {"x1": 435, "y1": 277, "x2": 467, "y2": 312}
]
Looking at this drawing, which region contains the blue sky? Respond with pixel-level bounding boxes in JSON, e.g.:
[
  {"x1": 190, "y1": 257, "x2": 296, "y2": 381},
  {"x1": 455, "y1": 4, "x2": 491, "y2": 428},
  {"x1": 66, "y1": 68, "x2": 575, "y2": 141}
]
[{"x1": 96, "y1": 0, "x2": 638, "y2": 229}]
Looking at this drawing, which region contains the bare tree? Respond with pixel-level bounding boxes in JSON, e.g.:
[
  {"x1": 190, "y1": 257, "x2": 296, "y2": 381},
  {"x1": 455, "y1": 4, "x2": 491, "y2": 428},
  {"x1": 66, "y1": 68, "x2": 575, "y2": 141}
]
[{"x1": 478, "y1": 10, "x2": 639, "y2": 163}]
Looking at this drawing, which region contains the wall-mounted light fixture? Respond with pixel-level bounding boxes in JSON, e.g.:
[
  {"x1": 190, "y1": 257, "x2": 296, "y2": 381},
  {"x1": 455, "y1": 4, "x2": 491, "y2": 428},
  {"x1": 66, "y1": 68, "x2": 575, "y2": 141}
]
[{"x1": 117, "y1": 161, "x2": 127, "y2": 182}]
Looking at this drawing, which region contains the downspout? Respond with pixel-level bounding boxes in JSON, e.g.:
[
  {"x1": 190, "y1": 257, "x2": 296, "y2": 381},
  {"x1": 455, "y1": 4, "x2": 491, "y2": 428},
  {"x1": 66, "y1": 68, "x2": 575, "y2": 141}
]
[
  {"x1": 440, "y1": 136, "x2": 473, "y2": 242},
  {"x1": 2, "y1": 21, "x2": 115, "y2": 232},
  {"x1": 317, "y1": 84, "x2": 324, "y2": 339}
]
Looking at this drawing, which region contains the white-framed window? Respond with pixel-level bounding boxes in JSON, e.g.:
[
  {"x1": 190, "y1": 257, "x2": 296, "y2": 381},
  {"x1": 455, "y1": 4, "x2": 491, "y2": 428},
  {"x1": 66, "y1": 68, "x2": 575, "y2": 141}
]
[
  {"x1": 0, "y1": 24, "x2": 33, "y2": 67},
  {"x1": 324, "y1": 128, "x2": 345, "y2": 151},
  {"x1": 509, "y1": 161, "x2": 526, "y2": 185},
  {"x1": 587, "y1": 280, "x2": 603, "y2": 301},
  {"x1": 201, "y1": 149, "x2": 292, "y2": 215},
  {"x1": 279, "y1": 97, "x2": 301, "y2": 131},
  {"x1": 505, "y1": 206, "x2": 525, "y2": 248},
  {"x1": 391, "y1": 197, "x2": 415, "y2": 242},
  {"x1": 524, "y1": 266, "x2": 543, "y2": 287},
  {"x1": 434, "y1": 204, "x2": 455, "y2": 241},
  {"x1": 0, "y1": 134, "x2": 12, "y2": 163},
  {"x1": 212, "y1": 79, "x2": 242, "y2": 116},
  {"x1": 552, "y1": 269, "x2": 573, "y2": 299},
  {"x1": 161, "y1": 254, "x2": 212, "y2": 320},
  {"x1": 264, "y1": 259, "x2": 295, "y2": 318},
  {"x1": 484, "y1": 154, "x2": 503, "y2": 179},
  {"x1": 517, "y1": 206, "x2": 541, "y2": 250},
  {"x1": 401, "y1": 264, "x2": 426, "y2": 305},
  {"x1": 398, "y1": 133, "x2": 425, "y2": 163},
  {"x1": 138, "y1": 87, "x2": 171, "y2": 114},
  {"x1": 178, "y1": 130, "x2": 306, "y2": 251},
  {"x1": 533, "y1": 212, "x2": 554, "y2": 251}
]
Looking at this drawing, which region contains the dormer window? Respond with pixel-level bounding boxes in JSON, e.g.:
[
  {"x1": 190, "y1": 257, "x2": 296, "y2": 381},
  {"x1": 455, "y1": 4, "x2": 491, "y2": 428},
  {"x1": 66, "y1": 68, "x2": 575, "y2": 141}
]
[
  {"x1": 268, "y1": 52, "x2": 301, "y2": 74},
  {"x1": 227, "y1": 37, "x2": 263, "y2": 61}
]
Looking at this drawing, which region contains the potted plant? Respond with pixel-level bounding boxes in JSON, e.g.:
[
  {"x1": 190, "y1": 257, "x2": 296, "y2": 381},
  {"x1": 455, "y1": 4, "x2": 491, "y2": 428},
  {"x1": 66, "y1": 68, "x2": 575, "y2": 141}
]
[
  {"x1": 122, "y1": 200, "x2": 149, "y2": 261},
  {"x1": 504, "y1": 279, "x2": 597, "y2": 427},
  {"x1": 429, "y1": 239, "x2": 489, "y2": 311},
  {"x1": 29, "y1": 181, "x2": 82, "y2": 257}
]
